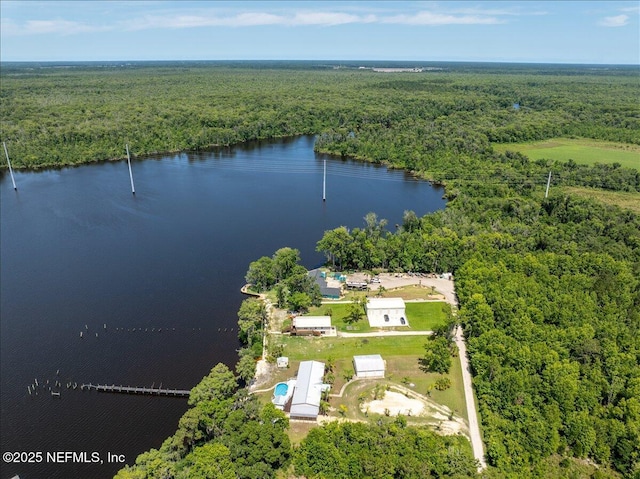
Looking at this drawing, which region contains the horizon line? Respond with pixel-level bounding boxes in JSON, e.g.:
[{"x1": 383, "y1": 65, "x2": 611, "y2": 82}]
[{"x1": 2, "y1": 59, "x2": 639, "y2": 67}]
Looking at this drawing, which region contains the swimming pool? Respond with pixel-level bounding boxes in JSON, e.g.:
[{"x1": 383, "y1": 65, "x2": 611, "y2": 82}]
[
  {"x1": 274, "y1": 382, "x2": 288, "y2": 396},
  {"x1": 272, "y1": 380, "x2": 296, "y2": 409}
]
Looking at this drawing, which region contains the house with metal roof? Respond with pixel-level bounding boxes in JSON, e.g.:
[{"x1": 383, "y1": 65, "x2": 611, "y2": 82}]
[
  {"x1": 292, "y1": 316, "x2": 335, "y2": 336},
  {"x1": 365, "y1": 297, "x2": 408, "y2": 327},
  {"x1": 289, "y1": 360, "x2": 328, "y2": 419},
  {"x1": 353, "y1": 354, "x2": 386, "y2": 378}
]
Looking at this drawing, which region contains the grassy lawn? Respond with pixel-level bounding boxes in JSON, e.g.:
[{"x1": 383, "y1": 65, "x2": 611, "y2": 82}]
[
  {"x1": 563, "y1": 186, "x2": 640, "y2": 214},
  {"x1": 378, "y1": 284, "x2": 442, "y2": 300},
  {"x1": 405, "y1": 302, "x2": 448, "y2": 331},
  {"x1": 492, "y1": 137, "x2": 640, "y2": 169},
  {"x1": 304, "y1": 300, "x2": 448, "y2": 333},
  {"x1": 384, "y1": 353, "x2": 467, "y2": 421},
  {"x1": 306, "y1": 301, "x2": 373, "y2": 333},
  {"x1": 277, "y1": 335, "x2": 429, "y2": 361}
]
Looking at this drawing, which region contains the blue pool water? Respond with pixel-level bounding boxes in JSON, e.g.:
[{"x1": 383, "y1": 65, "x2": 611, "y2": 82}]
[{"x1": 274, "y1": 383, "x2": 288, "y2": 396}]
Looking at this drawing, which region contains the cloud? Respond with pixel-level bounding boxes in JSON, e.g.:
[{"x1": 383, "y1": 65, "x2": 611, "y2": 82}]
[
  {"x1": 291, "y1": 12, "x2": 376, "y2": 26},
  {"x1": 1, "y1": 18, "x2": 111, "y2": 36},
  {"x1": 449, "y1": 7, "x2": 547, "y2": 17},
  {"x1": 126, "y1": 10, "x2": 379, "y2": 30},
  {"x1": 2, "y1": 6, "x2": 512, "y2": 37},
  {"x1": 129, "y1": 12, "x2": 285, "y2": 30},
  {"x1": 599, "y1": 14, "x2": 629, "y2": 27},
  {"x1": 383, "y1": 11, "x2": 504, "y2": 25}
]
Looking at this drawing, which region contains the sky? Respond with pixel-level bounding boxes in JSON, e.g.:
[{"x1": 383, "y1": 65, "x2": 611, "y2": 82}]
[{"x1": 1, "y1": 1, "x2": 639, "y2": 64}]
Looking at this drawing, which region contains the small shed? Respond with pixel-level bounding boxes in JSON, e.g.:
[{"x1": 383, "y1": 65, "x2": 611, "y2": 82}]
[
  {"x1": 276, "y1": 357, "x2": 289, "y2": 368},
  {"x1": 353, "y1": 354, "x2": 386, "y2": 378},
  {"x1": 366, "y1": 297, "x2": 408, "y2": 327},
  {"x1": 292, "y1": 316, "x2": 333, "y2": 336}
]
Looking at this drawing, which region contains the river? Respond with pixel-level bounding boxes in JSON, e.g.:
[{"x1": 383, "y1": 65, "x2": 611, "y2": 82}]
[{"x1": 0, "y1": 136, "x2": 445, "y2": 478}]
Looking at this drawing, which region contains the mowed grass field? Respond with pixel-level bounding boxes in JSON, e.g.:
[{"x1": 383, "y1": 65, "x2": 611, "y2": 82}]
[{"x1": 493, "y1": 138, "x2": 640, "y2": 169}]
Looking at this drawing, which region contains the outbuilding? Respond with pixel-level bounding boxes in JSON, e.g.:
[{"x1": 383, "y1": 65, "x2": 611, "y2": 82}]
[
  {"x1": 365, "y1": 297, "x2": 408, "y2": 327},
  {"x1": 290, "y1": 360, "x2": 328, "y2": 420},
  {"x1": 353, "y1": 354, "x2": 386, "y2": 378}
]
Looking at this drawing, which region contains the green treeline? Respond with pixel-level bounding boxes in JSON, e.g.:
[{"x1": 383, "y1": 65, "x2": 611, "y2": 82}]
[
  {"x1": 1, "y1": 64, "x2": 638, "y2": 196},
  {"x1": 294, "y1": 420, "x2": 478, "y2": 478}
]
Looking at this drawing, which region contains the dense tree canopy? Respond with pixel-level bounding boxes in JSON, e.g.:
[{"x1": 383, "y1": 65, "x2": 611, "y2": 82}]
[
  {"x1": 245, "y1": 247, "x2": 321, "y2": 312},
  {"x1": 294, "y1": 421, "x2": 478, "y2": 478}
]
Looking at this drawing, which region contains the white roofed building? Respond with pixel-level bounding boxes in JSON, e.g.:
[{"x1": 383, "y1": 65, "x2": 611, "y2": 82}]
[
  {"x1": 292, "y1": 316, "x2": 335, "y2": 336},
  {"x1": 353, "y1": 354, "x2": 386, "y2": 378},
  {"x1": 290, "y1": 360, "x2": 328, "y2": 419},
  {"x1": 365, "y1": 297, "x2": 408, "y2": 327}
]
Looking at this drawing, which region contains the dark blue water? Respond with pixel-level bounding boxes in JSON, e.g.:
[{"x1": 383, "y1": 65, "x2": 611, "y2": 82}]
[{"x1": 0, "y1": 136, "x2": 445, "y2": 478}]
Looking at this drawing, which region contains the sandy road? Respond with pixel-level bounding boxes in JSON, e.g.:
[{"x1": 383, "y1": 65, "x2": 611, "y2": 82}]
[{"x1": 455, "y1": 325, "x2": 487, "y2": 469}]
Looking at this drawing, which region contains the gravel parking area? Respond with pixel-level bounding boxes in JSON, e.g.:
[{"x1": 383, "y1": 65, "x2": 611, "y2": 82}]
[{"x1": 348, "y1": 273, "x2": 458, "y2": 306}]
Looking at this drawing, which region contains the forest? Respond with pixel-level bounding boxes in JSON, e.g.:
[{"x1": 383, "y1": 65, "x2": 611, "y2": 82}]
[{"x1": 2, "y1": 62, "x2": 638, "y2": 478}]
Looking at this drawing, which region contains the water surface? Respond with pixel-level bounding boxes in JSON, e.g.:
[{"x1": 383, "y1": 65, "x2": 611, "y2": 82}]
[{"x1": 0, "y1": 136, "x2": 445, "y2": 478}]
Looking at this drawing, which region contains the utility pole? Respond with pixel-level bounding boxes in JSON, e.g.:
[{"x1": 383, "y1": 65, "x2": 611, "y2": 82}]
[
  {"x1": 126, "y1": 144, "x2": 135, "y2": 195},
  {"x1": 322, "y1": 158, "x2": 326, "y2": 201},
  {"x1": 3, "y1": 141, "x2": 17, "y2": 190},
  {"x1": 545, "y1": 171, "x2": 551, "y2": 198}
]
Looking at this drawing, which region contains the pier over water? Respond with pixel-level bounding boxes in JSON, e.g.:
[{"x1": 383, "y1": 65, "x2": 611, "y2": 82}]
[{"x1": 81, "y1": 383, "x2": 190, "y2": 397}]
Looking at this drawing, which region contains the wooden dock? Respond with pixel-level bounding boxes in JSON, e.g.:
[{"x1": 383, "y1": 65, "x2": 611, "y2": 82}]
[{"x1": 81, "y1": 383, "x2": 190, "y2": 397}]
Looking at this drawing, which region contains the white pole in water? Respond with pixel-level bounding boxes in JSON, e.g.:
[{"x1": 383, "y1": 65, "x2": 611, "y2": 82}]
[
  {"x1": 2, "y1": 142, "x2": 17, "y2": 190},
  {"x1": 545, "y1": 171, "x2": 551, "y2": 198},
  {"x1": 126, "y1": 144, "x2": 135, "y2": 195},
  {"x1": 322, "y1": 158, "x2": 326, "y2": 201}
]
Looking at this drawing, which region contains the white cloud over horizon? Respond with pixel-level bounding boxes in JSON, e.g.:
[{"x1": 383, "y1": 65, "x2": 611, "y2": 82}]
[
  {"x1": 1, "y1": 6, "x2": 518, "y2": 36},
  {"x1": 599, "y1": 14, "x2": 630, "y2": 27},
  {"x1": 1, "y1": 18, "x2": 112, "y2": 36},
  {"x1": 382, "y1": 11, "x2": 503, "y2": 25}
]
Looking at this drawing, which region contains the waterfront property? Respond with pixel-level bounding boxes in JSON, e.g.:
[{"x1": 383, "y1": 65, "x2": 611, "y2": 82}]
[
  {"x1": 292, "y1": 316, "x2": 335, "y2": 336},
  {"x1": 353, "y1": 354, "x2": 386, "y2": 378},
  {"x1": 366, "y1": 297, "x2": 408, "y2": 327},
  {"x1": 290, "y1": 360, "x2": 329, "y2": 420},
  {"x1": 308, "y1": 268, "x2": 342, "y2": 299}
]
